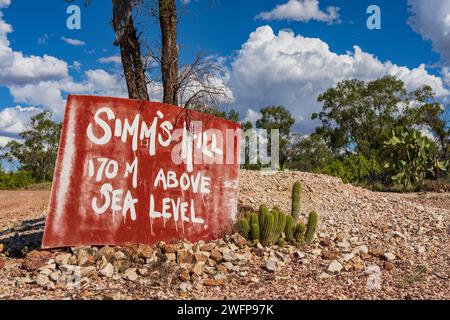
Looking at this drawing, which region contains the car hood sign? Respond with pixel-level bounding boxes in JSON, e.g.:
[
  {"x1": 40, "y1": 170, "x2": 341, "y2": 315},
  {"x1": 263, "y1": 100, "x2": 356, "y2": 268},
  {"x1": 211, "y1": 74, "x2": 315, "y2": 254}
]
[{"x1": 42, "y1": 95, "x2": 241, "y2": 248}]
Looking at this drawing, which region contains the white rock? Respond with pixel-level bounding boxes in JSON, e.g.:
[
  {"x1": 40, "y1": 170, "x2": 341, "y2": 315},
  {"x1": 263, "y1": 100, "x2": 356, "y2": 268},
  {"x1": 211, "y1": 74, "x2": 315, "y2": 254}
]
[
  {"x1": 266, "y1": 257, "x2": 279, "y2": 272},
  {"x1": 343, "y1": 253, "x2": 355, "y2": 262},
  {"x1": 318, "y1": 272, "x2": 331, "y2": 280},
  {"x1": 328, "y1": 260, "x2": 343, "y2": 273},
  {"x1": 384, "y1": 252, "x2": 396, "y2": 261},
  {"x1": 352, "y1": 245, "x2": 369, "y2": 255},
  {"x1": 179, "y1": 282, "x2": 192, "y2": 292},
  {"x1": 124, "y1": 268, "x2": 138, "y2": 281},
  {"x1": 35, "y1": 274, "x2": 50, "y2": 287},
  {"x1": 55, "y1": 253, "x2": 72, "y2": 266},
  {"x1": 99, "y1": 263, "x2": 114, "y2": 278}
]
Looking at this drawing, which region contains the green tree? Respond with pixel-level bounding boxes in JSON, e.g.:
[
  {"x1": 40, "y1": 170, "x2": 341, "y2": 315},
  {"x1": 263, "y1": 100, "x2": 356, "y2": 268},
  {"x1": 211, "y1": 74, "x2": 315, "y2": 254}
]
[
  {"x1": 256, "y1": 106, "x2": 295, "y2": 168},
  {"x1": 1, "y1": 111, "x2": 61, "y2": 182},
  {"x1": 313, "y1": 76, "x2": 443, "y2": 159},
  {"x1": 288, "y1": 134, "x2": 335, "y2": 172}
]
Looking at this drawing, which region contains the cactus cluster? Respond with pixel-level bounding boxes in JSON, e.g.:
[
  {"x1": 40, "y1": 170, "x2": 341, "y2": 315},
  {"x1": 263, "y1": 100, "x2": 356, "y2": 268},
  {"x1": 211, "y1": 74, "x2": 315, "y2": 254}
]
[{"x1": 236, "y1": 181, "x2": 319, "y2": 247}]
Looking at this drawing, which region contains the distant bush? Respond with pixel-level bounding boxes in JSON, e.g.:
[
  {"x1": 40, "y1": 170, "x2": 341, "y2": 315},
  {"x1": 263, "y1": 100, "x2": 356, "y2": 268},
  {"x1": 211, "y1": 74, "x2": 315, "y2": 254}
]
[
  {"x1": 0, "y1": 170, "x2": 36, "y2": 190},
  {"x1": 318, "y1": 153, "x2": 384, "y2": 184}
]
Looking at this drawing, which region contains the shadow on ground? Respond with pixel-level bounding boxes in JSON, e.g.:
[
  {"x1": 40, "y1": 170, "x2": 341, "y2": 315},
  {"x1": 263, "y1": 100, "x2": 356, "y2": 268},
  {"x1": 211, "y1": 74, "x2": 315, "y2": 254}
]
[{"x1": 0, "y1": 218, "x2": 45, "y2": 257}]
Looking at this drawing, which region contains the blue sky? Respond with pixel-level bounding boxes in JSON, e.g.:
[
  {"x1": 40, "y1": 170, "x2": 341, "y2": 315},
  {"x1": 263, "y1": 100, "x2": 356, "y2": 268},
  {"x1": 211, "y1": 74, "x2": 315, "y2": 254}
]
[{"x1": 1, "y1": 0, "x2": 450, "y2": 151}]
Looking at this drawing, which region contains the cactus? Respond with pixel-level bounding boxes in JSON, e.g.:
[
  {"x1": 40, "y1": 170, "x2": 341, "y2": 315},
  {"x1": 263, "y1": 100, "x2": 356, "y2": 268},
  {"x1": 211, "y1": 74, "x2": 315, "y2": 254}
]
[
  {"x1": 291, "y1": 181, "x2": 301, "y2": 222},
  {"x1": 250, "y1": 223, "x2": 260, "y2": 241},
  {"x1": 272, "y1": 210, "x2": 286, "y2": 242},
  {"x1": 277, "y1": 238, "x2": 286, "y2": 247},
  {"x1": 294, "y1": 222, "x2": 306, "y2": 242},
  {"x1": 285, "y1": 215, "x2": 295, "y2": 242},
  {"x1": 304, "y1": 211, "x2": 318, "y2": 244},
  {"x1": 259, "y1": 205, "x2": 269, "y2": 226},
  {"x1": 249, "y1": 213, "x2": 259, "y2": 227},
  {"x1": 260, "y1": 210, "x2": 274, "y2": 247},
  {"x1": 238, "y1": 218, "x2": 249, "y2": 238}
]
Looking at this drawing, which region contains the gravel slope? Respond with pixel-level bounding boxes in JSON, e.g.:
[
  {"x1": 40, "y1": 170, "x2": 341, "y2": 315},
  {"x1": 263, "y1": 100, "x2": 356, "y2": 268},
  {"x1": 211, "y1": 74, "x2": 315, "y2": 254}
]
[{"x1": 0, "y1": 170, "x2": 448, "y2": 300}]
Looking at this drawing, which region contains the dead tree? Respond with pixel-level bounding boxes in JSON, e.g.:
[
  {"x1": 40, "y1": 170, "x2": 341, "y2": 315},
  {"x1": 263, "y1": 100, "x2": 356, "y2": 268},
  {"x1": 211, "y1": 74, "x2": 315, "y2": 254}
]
[
  {"x1": 113, "y1": 0, "x2": 149, "y2": 101},
  {"x1": 159, "y1": 0, "x2": 179, "y2": 105}
]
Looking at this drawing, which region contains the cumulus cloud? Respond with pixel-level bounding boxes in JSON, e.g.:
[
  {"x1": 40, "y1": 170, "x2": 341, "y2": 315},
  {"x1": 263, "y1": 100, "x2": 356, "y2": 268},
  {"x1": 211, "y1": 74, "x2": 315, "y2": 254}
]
[
  {"x1": 98, "y1": 55, "x2": 122, "y2": 64},
  {"x1": 0, "y1": 3, "x2": 68, "y2": 86},
  {"x1": 229, "y1": 26, "x2": 449, "y2": 132},
  {"x1": 61, "y1": 37, "x2": 86, "y2": 46},
  {"x1": 256, "y1": 0, "x2": 340, "y2": 24},
  {"x1": 0, "y1": 105, "x2": 41, "y2": 137},
  {"x1": 407, "y1": 0, "x2": 450, "y2": 62}
]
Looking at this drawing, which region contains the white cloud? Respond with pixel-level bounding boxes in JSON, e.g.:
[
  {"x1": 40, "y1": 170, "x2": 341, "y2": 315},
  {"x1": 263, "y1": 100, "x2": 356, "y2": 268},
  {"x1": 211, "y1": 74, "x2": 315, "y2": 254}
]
[
  {"x1": 98, "y1": 55, "x2": 122, "y2": 64},
  {"x1": 0, "y1": 3, "x2": 68, "y2": 86},
  {"x1": 0, "y1": 105, "x2": 41, "y2": 137},
  {"x1": 408, "y1": 0, "x2": 450, "y2": 62},
  {"x1": 256, "y1": 0, "x2": 340, "y2": 24},
  {"x1": 229, "y1": 26, "x2": 449, "y2": 132},
  {"x1": 61, "y1": 37, "x2": 86, "y2": 46}
]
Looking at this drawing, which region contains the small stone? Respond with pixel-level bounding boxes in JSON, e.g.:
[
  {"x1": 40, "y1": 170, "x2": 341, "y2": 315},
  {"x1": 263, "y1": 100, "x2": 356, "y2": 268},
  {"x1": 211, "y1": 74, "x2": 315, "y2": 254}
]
[
  {"x1": 210, "y1": 249, "x2": 223, "y2": 262},
  {"x1": 124, "y1": 268, "x2": 138, "y2": 281},
  {"x1": 80, "y1": 266, "x2": 96, "y2": 277},
  {"x1": 99, "y1": 263, "x2": 114, "y2": 278},
  {"x1": 204, "y1": 278, "x2": 225, "y2": 286},
  {"x1": 328, "y1": 260, "x2": 343, "y2": 273},
  {"x1": 103, "y1": 291, "x2": 122, "y2": 300},
  {"x1": 223, "y1": 262, "x2": 234, "y2": 271},
  {"x1": 0, "y1": 243, "x2": 5, "y2": 253},
  {"x1": 23, "y1": 251, "x2": 53, "y2": 271},
  {"x1": 97, "y1": 246, "x2": 115, "y2": 260},
  {"x1": 138, "y1": 268, "x2": 149, "y2": 276},
  {"x1": 216, "y1": 264, "x2": 228, "y2": 274},
  {"x1": 179, "y1": 271, "x2": 191, "y2": 282},
  {"x1": 352, "y1": 245, "x2": 369, "y2": 255},
  {"x1": 194, "y1": 253, "x2": 208, "y2": 264},
  {"x1": 60, "y1": 264, "x2": 76, "y2": 274},
  {"x1": 266, "y1": 257, "x2": 279, "y2": 272},
  {"x1": 200, "y1": 243, "x2": 215, "y2": 252},
  {"x1": 294, "y1": 251, "x2": 305, "y2": 259},
  {"x1": 250, "y1": 277, "x2": 259, "y2": 283},
  {"x1": 177, "y1": 250, "x2": 193, "y2": 264},
  {"x1": 114, "y1": 251, "x2": 127, "y2": 260},
  {"x1": 370, "y1": 248, "x2": 385, "y2": 258},
  {"x1": 320, "y1": 238, "x2": 331, "y2": 247},
  {"x1": 192, "y1": 263, "x2": 204, "y2": 275},
  {"x1": 311, "y1": 249, "x2": 322, "y2": 256},
  {"x1": 137, "y1": 244, "x2": 154, "y2": 259},
  {"x1": 231, "y1": 233, "x2": 247, "y2": 248},
  {"x1": 39, "y1": 268, "x2": 53, "y2": 277},
  {"x1": 337, "y1": 240, "x2": 351, "y2": 249},
  {"x1": 418, "y1": 246, "x2": 426, "y2": 254},
  {"x1": 343, "y1": 253, "x2": 355, "y2": 262},
  {"x1": 384, "y1": 261, "x2": 395, "y2": 271},
  {"x1": 55, "y1": 253, "x2": 72, "y2": 266},
  {"x1": 318, "y1": 272, "x2": 331, "y2": 280},
  {"x1": 165, "y1": 253, "x2": 176, "y2": 262},
  {"x1": 384, "y1": 252, "x2": 396, "y2": 261},
  {"x1": 179, "y1": 282, "x2": 192, "y2": 292},
  {"x1": 77, "y1": 249, "x2": 94, "y2": 267},
  {"x1": 214, "y1": 273, "x2": 227, "y2": 281},
  {"x1": 49, "y1": 271, "x2": 62, "y2": 282},
  {"x1": 35, "y1": 274, "x2": 50, "y2": 287}
]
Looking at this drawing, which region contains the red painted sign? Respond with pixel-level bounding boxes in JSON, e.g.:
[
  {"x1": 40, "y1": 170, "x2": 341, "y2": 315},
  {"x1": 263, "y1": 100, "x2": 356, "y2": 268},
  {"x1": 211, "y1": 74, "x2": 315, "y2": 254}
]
[{"x1": 42, "y1": 95, "x2": 241, "y2": 248}]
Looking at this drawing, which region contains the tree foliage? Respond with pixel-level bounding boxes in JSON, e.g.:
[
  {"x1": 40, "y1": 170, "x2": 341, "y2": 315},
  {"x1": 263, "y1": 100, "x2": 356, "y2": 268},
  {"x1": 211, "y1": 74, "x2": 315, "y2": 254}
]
[{"x1": 1, "y1": 112, "x2": 61, "y2": 182}]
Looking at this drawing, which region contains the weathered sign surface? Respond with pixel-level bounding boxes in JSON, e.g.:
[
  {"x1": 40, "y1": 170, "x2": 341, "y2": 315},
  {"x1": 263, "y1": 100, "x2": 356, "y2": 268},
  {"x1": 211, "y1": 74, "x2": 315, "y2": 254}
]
[{"x1": 42, "y1": 95, "x2": 241, "y2": 248}]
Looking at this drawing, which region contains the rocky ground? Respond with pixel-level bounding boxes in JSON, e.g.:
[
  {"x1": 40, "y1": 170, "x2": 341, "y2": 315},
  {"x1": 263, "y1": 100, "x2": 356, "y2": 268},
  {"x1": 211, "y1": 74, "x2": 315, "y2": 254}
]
[{"x1": 0, "y1": 170, "x2": 448, "y2": 300}]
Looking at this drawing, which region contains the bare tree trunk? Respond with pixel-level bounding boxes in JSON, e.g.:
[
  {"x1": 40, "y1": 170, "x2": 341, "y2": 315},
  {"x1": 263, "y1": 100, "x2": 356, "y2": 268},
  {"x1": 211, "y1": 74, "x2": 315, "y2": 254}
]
[
  {"x1": 159, "y1": 0, "x2": 179, "y2": 106},
  {"x1": 113, "y1": 0, "x2": 149, "y2": 101}
]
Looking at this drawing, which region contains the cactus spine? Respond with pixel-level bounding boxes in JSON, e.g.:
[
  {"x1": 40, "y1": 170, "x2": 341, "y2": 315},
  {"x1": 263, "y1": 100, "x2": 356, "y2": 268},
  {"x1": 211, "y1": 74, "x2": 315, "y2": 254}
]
[
  {"x1": 291, "y1": 181, "x2": 301, "y2": 222},
  {"x1": 294, "y1": 222, "x2": 306, "y2": 242},
  {"x1": 238, "y1": 218, "x2": 249, "y2": 238},
  {"x1": 285, "y1": 215, "x2": 295, "y2": 242},
  {"x1": 250, "y1": 223, "x2": 260, "y2": 241},
  {"x1": 304, "y1": 211, "x2": 318, "y2": 244},
  {"x1": 272, "y1": 210, "x2": 286, "y2": 242},
  {"x1": 260, "y1": 210, "x2": 274, "y2": 247}
]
